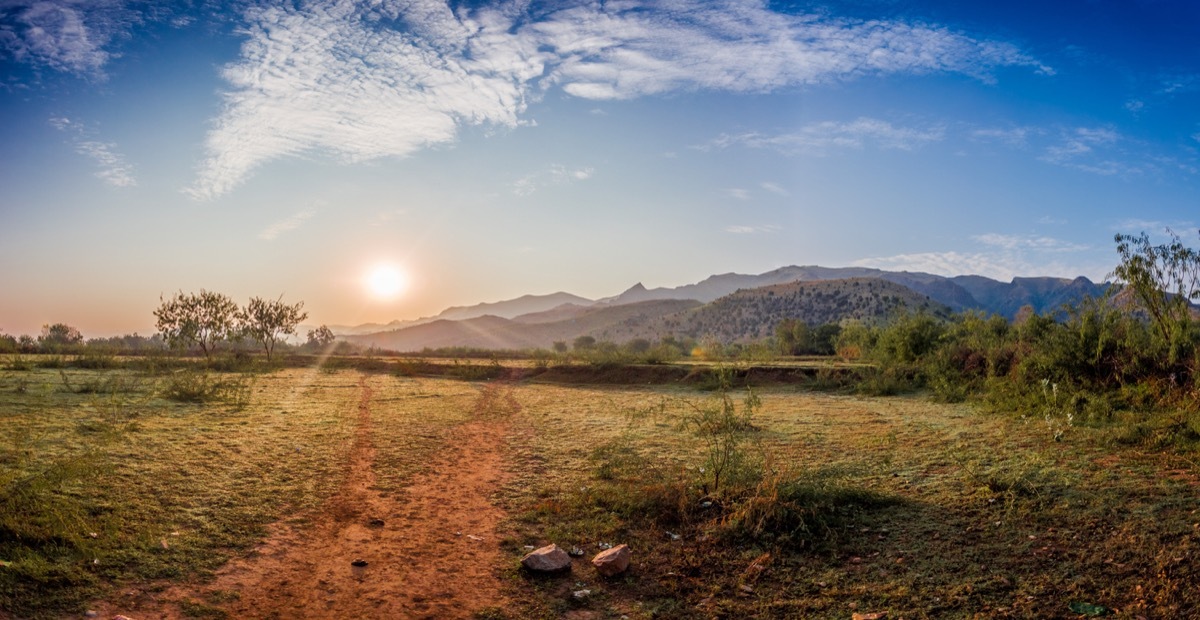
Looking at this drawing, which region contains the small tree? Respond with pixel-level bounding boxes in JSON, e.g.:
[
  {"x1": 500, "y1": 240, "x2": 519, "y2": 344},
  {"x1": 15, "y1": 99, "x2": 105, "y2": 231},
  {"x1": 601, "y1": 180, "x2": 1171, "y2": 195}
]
[
  {"x1": 306, "y1": 325, "x2": 336, "y2": 349},
  {"x1": 154, "y1": 290, "x2": 240, "y2": 359},
  {"x1": 240, "y1": 296, "x2": 308, "y2": 361},
  {"x1": 38, "y1": 323, "x2": 83, "y2": 351},
  {"x1": 1112, "y1": 229, "x2": 1200, "y2": 346}
]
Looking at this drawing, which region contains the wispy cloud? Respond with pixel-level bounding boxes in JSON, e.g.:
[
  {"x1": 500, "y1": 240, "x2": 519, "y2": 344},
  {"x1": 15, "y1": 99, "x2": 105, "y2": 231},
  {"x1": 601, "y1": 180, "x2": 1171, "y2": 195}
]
[
  {"x1": 187, "y1": 0, "x2": 1048, "y2": 199},
  {"x1": 726, "y1": 224, "x2": 780, "y2": 234},
  {"x1": 1038, "y1": 126, "x2": 1141, "y2": 176},
  {"x1": 1110, "y1": 219, "x2": 1197, "y2": 239},
  {"x1": 511, "y1": 164, "x2": 594, "y2": 196},
  {"x1": 971, "y1": 233, "x2": 1087, "y2": 252},
  {"x1": 48, "y1": 116, "x2": 136, "y2": 187},
  {"x1": 855, "y1": 232, "x2": 1101, "y2": 280},
  {"x1": 760, "y1": 181, "x2": 789, "y2": 196},
  {"x1": 0, "y1": 0, "x2": 139, "y2": 78},
  {"x1": 1158, "y1": 73, "x2": 1199, "y2": 95},
  {"x1": 708, "y1": 117, "x2": 945, "y2": 155},
  {"x1": 970, "y1": 126, "x2": 1037, "y2": 147},
  {"x1": 726, "y1": 188, "x2": 751, "y2": 201},
  {"x1": 259, "y1": 207, "x2": 317, "y2": 241}
]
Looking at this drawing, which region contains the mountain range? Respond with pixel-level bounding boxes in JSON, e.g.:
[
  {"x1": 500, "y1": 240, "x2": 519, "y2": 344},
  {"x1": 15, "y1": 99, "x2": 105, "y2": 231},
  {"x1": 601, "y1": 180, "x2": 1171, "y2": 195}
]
[{"x1": 339, "y1": 266, "x2": 1110, "y2": 352}]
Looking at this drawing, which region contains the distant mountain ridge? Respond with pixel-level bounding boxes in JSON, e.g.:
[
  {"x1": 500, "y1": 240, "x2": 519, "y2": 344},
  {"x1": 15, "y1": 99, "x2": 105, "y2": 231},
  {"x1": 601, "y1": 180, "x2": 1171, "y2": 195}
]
[{"x1": 340, "y1": 265, "x2": 1112, "y2": 351}]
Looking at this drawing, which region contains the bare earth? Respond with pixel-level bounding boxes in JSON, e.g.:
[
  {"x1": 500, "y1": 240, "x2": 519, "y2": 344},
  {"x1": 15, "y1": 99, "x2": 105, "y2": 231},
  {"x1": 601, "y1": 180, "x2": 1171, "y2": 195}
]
[{"x1": 95, "y1": 375, "x2": 512, "y2": 619}]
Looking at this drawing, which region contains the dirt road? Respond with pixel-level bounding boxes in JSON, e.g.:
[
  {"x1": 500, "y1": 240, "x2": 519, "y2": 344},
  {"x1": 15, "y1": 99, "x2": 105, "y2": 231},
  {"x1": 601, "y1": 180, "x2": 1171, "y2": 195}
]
[{"x1": 95, "y1": 374, "x2": 513, "y2": 619}]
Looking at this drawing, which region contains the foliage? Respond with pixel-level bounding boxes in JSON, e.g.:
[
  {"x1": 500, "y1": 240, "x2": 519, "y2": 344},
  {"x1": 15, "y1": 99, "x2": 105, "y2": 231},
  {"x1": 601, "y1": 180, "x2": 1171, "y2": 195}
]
[
  {"x1": 37, "y1": 323, "x2": 82, "y2": 352},
  {"x1": 306, "y1": 325, "x2": 336, "y2": 349},
  {"x1": 160, "y1": 370, "x2": 252, "y2": 408},
  {"x1": 681, "y1": 368, "x2": 761, "y2": 496},
  {"x1": 154, "y1": 290, "x2": 241, "y2": 359},
  {"x1": 239, "y1": 296, "x2": 308, "y2": 361},
  {"x1": 775, "y1": 319, "x2": 841, "y2": 355},
  {"x1": 1112, "y1": 229, "x2": 1200, "y2": 343}
]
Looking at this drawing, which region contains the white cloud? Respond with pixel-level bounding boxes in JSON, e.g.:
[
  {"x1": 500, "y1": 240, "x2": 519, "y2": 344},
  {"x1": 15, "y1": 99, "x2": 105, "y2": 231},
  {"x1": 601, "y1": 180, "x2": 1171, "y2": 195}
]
[
  {"x1": 853, "y1": 250, "x2": 1103, "y2": 281},
  {"x1": 709, "y1": 117, "x2": 944, "y2": 155},
  {"x1": 971, "y1": 233, "x2": 1087, "y2": 253},
  {"x1": 1039, "y1": 126, "x2": 1139, "y2": 176},
  {"x1": 188, "y1": 0, "x2": 1048, "y2": 199},
  {"x1": 1110, "y1": 219, "x2": 1197, "y2": 240},
  {"x1": 726, "y1": 188, "x2": 751, "y2": 201},
  {"x1": 970, "y1": 126, "x2": 1036, "y2": 147},
  {"x1": 0, "y1": 0, "x2": 139, "y2": 78},
  {"x1": 259, "y1": 207, "x2": 316, "y2": 241},
  {"x1": 760, "y1": 181, "x2": 789, "y2": 196},
  {"x1": 855, "y1": 231, "x2": 1102, "y2": 281},
  {"x1": 48, "y1": 115, "x2": 136, "y2": 187},
  {"x1": 1124, "y1": 99, "x2": 1145, "y2": 114},
  {"x1": 511, "y1": 164, "x2": 594, "y2": 196},
  {"x1": 726, "y1": 224, "x2": 780, "y2": 234},
  {"x1": 1158, "y1": 74, "x2": 1199, "y2": 95}
]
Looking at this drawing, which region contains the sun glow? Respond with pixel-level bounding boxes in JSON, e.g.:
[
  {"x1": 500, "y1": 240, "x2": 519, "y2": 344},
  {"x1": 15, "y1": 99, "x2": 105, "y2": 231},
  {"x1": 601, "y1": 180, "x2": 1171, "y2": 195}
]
[{"x1": 365, "y1": 263, "x2": 408, "y2": 300}]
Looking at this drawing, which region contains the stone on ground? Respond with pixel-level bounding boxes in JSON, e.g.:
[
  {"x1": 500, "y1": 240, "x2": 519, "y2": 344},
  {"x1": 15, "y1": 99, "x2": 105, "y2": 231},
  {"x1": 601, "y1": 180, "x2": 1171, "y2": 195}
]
[
  {"x1": 592, "y1": 543, "x2": 631, "y2": 576},
  {"x1": 521, "y1": 543, "x2": 572, "y2": 572}
]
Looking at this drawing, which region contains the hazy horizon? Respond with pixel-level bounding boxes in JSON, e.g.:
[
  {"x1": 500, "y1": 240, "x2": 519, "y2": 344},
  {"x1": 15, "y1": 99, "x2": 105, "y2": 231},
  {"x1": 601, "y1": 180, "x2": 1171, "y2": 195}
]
[{"x1": 2, "y1": 0, "x2": 1197, "y2": 338}]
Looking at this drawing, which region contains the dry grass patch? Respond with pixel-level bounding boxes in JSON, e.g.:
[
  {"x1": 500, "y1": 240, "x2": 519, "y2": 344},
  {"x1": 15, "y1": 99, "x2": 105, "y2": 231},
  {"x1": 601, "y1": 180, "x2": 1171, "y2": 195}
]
[{"x1": 499, "y1": 381, "x2": 1200, "y2": 619}]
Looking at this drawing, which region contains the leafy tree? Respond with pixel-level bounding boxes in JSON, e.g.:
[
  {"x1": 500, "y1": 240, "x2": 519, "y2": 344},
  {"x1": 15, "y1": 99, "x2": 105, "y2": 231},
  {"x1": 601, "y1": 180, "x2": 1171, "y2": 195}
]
[
  {"x1": 775, "y1": 318, "x2": 811, "y2": 356},
  {"x1": 241, "y1": 296, "x2": 308, "y2": 361},
  {"x1": 573, "y1": 335, "x2": 597, "y2": 351},
  {"x1": 1112, "y1": 230, "x2": 1200, "y2": 347},
  {"x1": 306, "y1": 325, "x2": 336, "y2": 349},
  {"x1": 154, "y1": 290, "x2": 240, "y2": 359},
  {"x1": 38, "y1": 323, "x2": 82, "y2": 350},
  {"x1": 552, "y1": 341, "x2": 568, "y2": 353}
]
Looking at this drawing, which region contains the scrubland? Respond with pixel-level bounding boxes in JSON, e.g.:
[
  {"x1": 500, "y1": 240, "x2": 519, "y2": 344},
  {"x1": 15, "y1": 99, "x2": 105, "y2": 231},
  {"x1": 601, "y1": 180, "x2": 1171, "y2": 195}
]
[{"x1": 1, "y1": 357, "x2": 1198, "y2": 619}]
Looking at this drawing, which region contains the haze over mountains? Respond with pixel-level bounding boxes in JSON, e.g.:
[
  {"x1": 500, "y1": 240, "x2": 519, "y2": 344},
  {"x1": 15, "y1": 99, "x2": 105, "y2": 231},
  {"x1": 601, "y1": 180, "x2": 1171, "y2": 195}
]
[{"x1": 339, "y1": 266, "x2": 1109, "y2": 352}]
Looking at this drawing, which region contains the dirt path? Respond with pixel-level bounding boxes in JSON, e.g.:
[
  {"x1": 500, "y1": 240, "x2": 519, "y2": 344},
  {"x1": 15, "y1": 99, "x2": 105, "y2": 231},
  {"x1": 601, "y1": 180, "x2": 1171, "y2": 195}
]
[{"x1": 97, "y1": 375, "x2": 513, "y2": 619}]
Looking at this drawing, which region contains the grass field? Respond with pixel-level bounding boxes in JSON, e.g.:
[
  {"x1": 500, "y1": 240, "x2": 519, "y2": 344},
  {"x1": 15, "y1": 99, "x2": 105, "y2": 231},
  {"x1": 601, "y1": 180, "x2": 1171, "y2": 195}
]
[{"x1": 2, "y1": 357, "x2": 1198, "y2": 618}]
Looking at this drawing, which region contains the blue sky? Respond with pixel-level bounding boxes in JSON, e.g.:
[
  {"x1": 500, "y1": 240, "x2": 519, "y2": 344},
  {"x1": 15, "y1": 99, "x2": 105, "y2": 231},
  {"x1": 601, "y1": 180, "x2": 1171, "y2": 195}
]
[{"x1": 1, "y1": 0, "x2": 1197, "y2": 337}]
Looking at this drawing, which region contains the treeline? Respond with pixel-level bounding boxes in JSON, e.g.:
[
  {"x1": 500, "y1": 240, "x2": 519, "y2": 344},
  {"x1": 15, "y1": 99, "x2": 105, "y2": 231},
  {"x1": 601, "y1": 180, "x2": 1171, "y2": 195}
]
[{"x1": 1, "y1": 290, "x2": 340, "y2": 360}]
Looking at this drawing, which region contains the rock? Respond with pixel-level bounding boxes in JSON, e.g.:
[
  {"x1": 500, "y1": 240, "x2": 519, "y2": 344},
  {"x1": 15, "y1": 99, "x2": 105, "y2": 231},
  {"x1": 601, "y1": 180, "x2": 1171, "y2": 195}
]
[
  {"x1": 568, "y1": 546, "x2": 585, "y2": 557},
  {"x1": 592, "y1": 543, "x2": 631, "y2": 577},
  {"x1": 852, "y1": 613, "x2": 887, "y2": 620},
  {"x1": 521, "y1": 544, "x2": 572, "y2": 572},
  {"x1": 572, "y1": 589, "x2": 591, "y2": 600}
]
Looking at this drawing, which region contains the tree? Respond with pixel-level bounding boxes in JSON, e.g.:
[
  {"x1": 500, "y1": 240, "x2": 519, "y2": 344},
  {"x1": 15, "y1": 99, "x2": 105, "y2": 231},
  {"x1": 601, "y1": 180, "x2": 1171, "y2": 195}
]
[
  {"x1": 573, "y1": 335, "x2": 597, "y2": 351},
  {"x1": 1112, "y1": 230, "x2": 1200, "y2": 346},
  {"x1": 306, "y1": 325, "x2": 336, "y2": 349},
  {"x1": 38, "y1": 323, "x2": 83, "y2": 350},
  {"x1": 154, "y1": 290, "x2": 240, "y2": 359},
  {"x1": 241, "y1": 296, "x2": 308, "y2": 361}
]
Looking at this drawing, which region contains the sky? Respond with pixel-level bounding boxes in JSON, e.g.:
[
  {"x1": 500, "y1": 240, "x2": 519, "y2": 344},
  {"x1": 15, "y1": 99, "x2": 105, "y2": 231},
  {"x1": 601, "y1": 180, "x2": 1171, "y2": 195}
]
[{"x1": 1, "y1": 0, "x2": 1198, "y2": 337}]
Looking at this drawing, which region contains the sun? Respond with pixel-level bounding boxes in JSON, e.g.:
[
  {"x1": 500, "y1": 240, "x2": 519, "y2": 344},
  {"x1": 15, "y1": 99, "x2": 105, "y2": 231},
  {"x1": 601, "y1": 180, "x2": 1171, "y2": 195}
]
[{"x1": 364, "y1": 263, "x2": 408, "y2": 300}]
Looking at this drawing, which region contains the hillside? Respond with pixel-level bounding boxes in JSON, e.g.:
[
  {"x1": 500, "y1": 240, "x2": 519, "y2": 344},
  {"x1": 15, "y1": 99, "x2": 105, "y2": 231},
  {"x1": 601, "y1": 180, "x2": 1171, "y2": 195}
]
[
  {"x1": 598, "y1": 265, "x2": 1105, "y2": 318},
  {"x1": 343, "y1": 264, "x2": 1112, "y2": 351},
  {"x1": 638, "y1": 277, "x2": 952, "y2": 343},
  {"x1": 348, "y1": 299, "x2": 700, "y2": 351}
]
